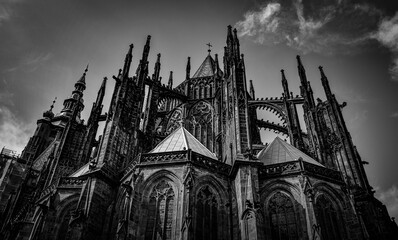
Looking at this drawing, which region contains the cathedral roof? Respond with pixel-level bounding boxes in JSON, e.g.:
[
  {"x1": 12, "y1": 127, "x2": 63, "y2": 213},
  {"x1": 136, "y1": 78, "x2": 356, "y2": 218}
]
[
  {"x1": 192, "y1": 54, "x2": 216, "y2": 78},
  {"x1": 150, "y1": 126, "x2": 217, "y2": 160},
  {"x1": 257, "y1": 137, "x2": 324, "y2": 166}
]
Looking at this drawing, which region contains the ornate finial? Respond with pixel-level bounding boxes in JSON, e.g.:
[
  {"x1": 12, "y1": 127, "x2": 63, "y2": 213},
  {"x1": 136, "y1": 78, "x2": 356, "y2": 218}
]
[
  {"x1": 84, "y1": 64, "x2": 89, "y2": 74},
  {"x1": 50, "y1": 97, "x2": 57, "y2": 111},
  {"x1": 206, "y1": 42, "x2": 212, "y2": 54}
]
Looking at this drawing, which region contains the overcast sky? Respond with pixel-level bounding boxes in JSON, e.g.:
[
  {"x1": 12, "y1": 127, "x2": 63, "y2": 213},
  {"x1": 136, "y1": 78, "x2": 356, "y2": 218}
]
[{"x1": 0, "y1": 0, "x2": 397, "y2": 219}]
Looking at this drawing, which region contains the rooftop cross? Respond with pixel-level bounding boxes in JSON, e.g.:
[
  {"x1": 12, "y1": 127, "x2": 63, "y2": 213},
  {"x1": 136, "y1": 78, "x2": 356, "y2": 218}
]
[{"x1": 206, "y1": 42, "x2": 212, "y2": 54}]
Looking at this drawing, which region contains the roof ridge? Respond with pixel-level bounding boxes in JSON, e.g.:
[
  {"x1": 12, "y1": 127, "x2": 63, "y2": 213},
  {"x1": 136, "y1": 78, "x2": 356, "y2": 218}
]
[{"x1": 181, "y1": 127, "x2": 189, "y2": 150}]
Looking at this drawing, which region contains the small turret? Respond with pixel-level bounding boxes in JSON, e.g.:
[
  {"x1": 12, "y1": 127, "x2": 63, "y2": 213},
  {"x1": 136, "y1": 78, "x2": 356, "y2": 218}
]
[
  {"x1": 249, "y1": 80, "x2": 255, "y2": 99},
  {"x1": 153, "y1": 53, "x2": 161, "y2": 82},
  {"x1": 43, "y1": 97, "x2": 56, "y2": 120},
  {"x1": 60, "y1": 66, "x2": 87, "y2": 118},
  {"x1": 186, "y1": 57, "x2": 191, "y2": 80},
  {"x1": 281, "y1": 70, "x2": 290, "y2": 99},
  {"x1": 122, "y1": 44, "x2": 134, "y2": 78},
  {"x1": 168, "y1": 71, "x2": 173, "y2": 89}
]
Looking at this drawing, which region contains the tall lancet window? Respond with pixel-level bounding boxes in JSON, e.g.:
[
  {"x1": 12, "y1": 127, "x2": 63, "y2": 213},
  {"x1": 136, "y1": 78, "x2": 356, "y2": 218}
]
[
  {"x1": 268, "y1": 192, "x2": 298, "y2": 240},
  {"x1": 315, "y1": 195, "x2": 343, "y2": 240},
  {"x1": 195, "y1": 186, "x2": 218, "y2": 240},
  {"x1": 145, "y1": 180, "x2": 175, "y2": 240}
]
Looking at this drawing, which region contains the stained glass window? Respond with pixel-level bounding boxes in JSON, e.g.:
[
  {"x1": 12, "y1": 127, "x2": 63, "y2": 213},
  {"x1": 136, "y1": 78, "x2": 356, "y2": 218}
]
[
  {"x1": 195, "y1": 186, "x2": 218, "y2": 240},
  {"x1": 268, "y1": 192, "x2": 298, "y2": 240},
  {"x1": 145, "y1": 180, "x2": 175, "y2": 240},
  {"x1": 315, "y1": 195, "x2": 342, "y2": 240}
]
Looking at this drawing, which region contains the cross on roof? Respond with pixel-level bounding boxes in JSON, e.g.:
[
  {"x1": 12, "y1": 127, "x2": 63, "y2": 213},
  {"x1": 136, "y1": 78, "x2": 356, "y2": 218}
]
[{"x1": 206, "y1": 42, "x2": 212, "y2": 53}]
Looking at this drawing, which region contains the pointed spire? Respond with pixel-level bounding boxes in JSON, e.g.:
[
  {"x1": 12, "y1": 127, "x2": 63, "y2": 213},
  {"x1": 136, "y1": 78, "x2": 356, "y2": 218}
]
[
  {"x1": 281, "y1": 69, "x2": 290, "y2": 99},
  {"x1": 122, "y1": 44, "x2": 134, "y2": 78},
  {"x1": 97, "y1": 77, "x2": 107, "y2": 104},
  {"x1": 61, "y1": 66, "x2": 87, "y2": 116},
  {"x1": 76, "y1": 65, "x2": 88, "y2": 86},
  {"x1": 214, "y1": 54, "x2": 221, "y2": 76},
  {"x1": 142, "y1": 35, "x2": 151, "y2": 62},
  {"x1": 233, "y1": 28, "x2": 240, "y2": 59},
  {"x1": 186, "y1": 57, "x2": 191, "y2": 80},
  {"x1": 153, "y1": 53, "x2": 161, "y2": 81},
  {"x1": 168, "y1": 71, "x2": 173, "y2": 89},
  {"x1": 296, "y1": 55, "x2": 307, "y2": 85},
  {"x1": 249, "y1": 80, "x2": 255, "y2": 99},
  {"x1": 319, "y1": 66, "x2": 332, "y2": 99}
]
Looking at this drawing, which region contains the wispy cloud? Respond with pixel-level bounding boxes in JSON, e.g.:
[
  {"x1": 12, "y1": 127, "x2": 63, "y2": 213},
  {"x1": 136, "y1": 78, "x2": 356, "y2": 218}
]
[
  {"x1": 235, "y1": 0, "x2": 398, "y2": 80},
  {"x1": 0, "y1": 106, "x2": 32, "y2": 154},
  {"x1": 391, "y1": 112, "x2": 398, "y2": 118},
  {"x1": 6, "y1": 52, "x2": 53, "y2": 73},
  {"x1": 375, "y1": 185, "x2": 398, "y2": 219},
  {"x1": 373, "y1": 12, "x2": 398, "y2": 81}
]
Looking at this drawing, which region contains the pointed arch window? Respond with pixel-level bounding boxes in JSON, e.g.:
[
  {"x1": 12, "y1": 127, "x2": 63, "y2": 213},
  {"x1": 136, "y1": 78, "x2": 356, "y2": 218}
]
[
  {"x1": 145, "y1": 180, "x2": 175, "y2": 240},
  {"x1": 315, "y1": 195, "x2": 343, "y2": 240},
  {"x1": 268, "y1": 192, "x2": 298, "y2": 240},
  {"x1": 195, "y1": 186, "x2": 218, "y2": 240}
]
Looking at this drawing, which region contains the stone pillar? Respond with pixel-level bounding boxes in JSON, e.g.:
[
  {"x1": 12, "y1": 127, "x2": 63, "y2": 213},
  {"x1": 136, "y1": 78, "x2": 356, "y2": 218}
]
[{"x1": 233, "y1": 160, "x2": 265, "y2": 240}]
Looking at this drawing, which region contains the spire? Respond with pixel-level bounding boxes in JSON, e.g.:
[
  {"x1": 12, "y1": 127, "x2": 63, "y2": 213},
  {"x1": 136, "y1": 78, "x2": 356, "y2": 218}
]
[
  {"x1": 168, "y1": 71, "x2": 173, "y2": 89},
  {"x1": 319, "y1": 66, "x2": 332, "y2": 99},
  {"x1": 233, "y1": 28, "x2": 240, "y2": 60},
  {"x1": 142, "y1": 35, "x2": 151, "y2": 62},
  {"x1": 249, "y1": 80, "x2": 255, "y2": 99},
  {"x1": 186, "y1": 57, "x2": 191, "y2": 80},
  {"x1": 281, "y1": 69, "x2": 290, "y2": 99},
  {"x1": 296, "y1": 55, "x2": 307, "y2": 86},
  {"x1": 97, "y1": 77, "x2": 107, "y2": 105},
  {"x1": 153, "y1": 53, "x2": 161, "y2": 81},
  {"x1": 136, "y1": 35, "x2": 151, "y2": 87},
  {"x1": 214, "y1": 54, "x2": 221, "y2": 77},
  {"x1": 122, "y1": 44, "x2": 134, "y2": 78},
  {"x1": 60, "y1": 66, "x2": 87, "y2": 117},
  {"x1": 296, "y1": 55, "x2": 315, "y2": 108}
]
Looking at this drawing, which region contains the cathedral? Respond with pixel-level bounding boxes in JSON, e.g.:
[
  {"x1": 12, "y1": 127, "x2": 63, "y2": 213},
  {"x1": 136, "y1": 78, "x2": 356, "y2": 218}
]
[{"x1": 0, "y1": 26, "x2": 396, "y2": 240}]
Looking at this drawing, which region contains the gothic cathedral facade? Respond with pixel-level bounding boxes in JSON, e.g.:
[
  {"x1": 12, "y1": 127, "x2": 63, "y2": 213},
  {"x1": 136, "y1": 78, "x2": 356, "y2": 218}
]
[{"x1": 0, "y1": 26, "x2": 396, "y2": 240}]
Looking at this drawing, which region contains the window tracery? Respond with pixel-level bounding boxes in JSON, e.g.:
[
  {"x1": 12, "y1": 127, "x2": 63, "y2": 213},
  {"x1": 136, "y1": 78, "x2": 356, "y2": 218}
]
[
  {"x1": 145, "y1": 180, "x2": 175, "y2": 240},
  {"x1": 195, "y1": 186, "x2": 218, "y2": 240},
  {"x1": 315, "y1": 195, "x2": 343, "y2": 240},
  {"x1": 268, "y1": 192, "x2": 298, "y2": 240}
]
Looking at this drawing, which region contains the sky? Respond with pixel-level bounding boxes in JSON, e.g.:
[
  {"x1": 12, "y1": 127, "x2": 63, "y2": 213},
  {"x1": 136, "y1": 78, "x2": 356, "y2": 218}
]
[{"x1": 0, "y1": 0, "x2": 397, "y2": 219}]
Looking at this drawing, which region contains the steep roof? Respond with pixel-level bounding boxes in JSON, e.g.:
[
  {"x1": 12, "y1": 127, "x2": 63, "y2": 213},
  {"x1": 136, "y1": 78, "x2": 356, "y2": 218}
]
[
  {"x1": 150, "y1": 126, "x2": 217, "y2": 160},
  {"x1": 257, "y1": 137, "x2": 324, "y2": 166},
  {"x1": 192, "y1": 55, "x2": 216, "y2": 78}
]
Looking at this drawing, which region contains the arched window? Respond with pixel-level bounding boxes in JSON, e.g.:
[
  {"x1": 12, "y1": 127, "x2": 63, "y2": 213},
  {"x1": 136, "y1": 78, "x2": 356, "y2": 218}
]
[
  {"x1": 315, "y1": 195, "x2": 343, "y2": 240},
  {"x1": 145, "y1": 180, "x2": 175, "y2": 240},
  {"x1": 268, "y1": 192, "x2": 298, "y2": 240},
  {"x1": 195, "y1": 186, "x2": 218, "y2": 240}
]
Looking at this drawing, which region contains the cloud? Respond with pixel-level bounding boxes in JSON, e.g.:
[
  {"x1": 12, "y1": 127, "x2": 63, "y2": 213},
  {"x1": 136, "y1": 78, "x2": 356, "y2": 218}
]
[
  {"x1": 373, "y1": 12, "x2": 398, "y2": 80},
  {"x1": 236, "y1": 3, "x2": 281, "y2": 38},
  {"x1": 235, "y1": 0, "x2": 398, "y2": 79},
  {"x1": 7, "y1": 52, "x2": 53, "y2": 73},
  {"x1": 375, "y1": 185, "x2": 398, "y2": 219},
  {"x1": 0, "y1": 106, "x2": 32, "y2": 154},
  {"x1": 391, "y1": 112, "x2": 398, "y2": 118}
]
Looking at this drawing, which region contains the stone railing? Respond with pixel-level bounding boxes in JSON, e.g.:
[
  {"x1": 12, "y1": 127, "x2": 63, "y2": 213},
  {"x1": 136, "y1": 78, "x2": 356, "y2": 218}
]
[
  {"x1": 140, "y1": 151, "x2": 188, "y2": 164},
  {"x1": 139, "y1": 150, "x2": 231, "y2": 176},
  {"x1": 259, "y1": 160, "x2": 343, "y2": 183},
  {"x1": 302, "y1": 161, "x2": 343, "y2": 182},
  {"x1": 59, "y1": 177, "x2": 85, "y2": 187},
  {"x1": 259, "y1": 161, "x2": 301, "y2": 177},
  {"x1": 191, "y1": 152, "x2": 231, "y2": 175}
]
